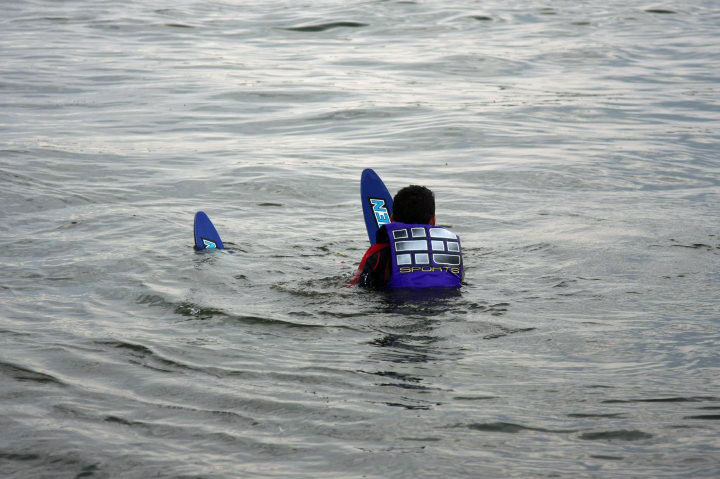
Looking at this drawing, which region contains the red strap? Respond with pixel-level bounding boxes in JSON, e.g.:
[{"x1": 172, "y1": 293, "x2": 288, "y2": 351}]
[{"x1": 347, "y1": 243, "x2": 390, "y2": 286}]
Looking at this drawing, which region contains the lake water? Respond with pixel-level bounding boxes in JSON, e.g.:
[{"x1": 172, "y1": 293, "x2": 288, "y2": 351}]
[{"x1": 1, "y1": 1, "x2": 719, "y2": 477}]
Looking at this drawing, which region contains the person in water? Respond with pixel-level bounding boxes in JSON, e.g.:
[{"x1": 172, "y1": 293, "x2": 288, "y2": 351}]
[{"x1": 351, "y1": 185, "x2": 464, "y2": 289}]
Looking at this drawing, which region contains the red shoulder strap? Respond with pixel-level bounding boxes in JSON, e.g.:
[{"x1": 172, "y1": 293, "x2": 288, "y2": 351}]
[{"x1": 346, "y1": 243, "x2": 390, "y2": 286}]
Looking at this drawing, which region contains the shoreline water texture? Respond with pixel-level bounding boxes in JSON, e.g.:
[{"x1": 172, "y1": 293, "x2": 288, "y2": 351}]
[{"x1": 1, "y1": 1, "x2": 719, "y2": 478}]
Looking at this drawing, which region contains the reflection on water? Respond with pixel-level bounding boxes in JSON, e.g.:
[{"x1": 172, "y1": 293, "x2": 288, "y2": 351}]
[{"x1": 379, "y1": 288, "x2": 464, "y2": 313}]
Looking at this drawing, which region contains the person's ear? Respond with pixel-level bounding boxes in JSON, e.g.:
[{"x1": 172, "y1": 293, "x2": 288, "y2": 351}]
[{"x1": 429, "y1": 215, "x2": 436, "y2": 225}]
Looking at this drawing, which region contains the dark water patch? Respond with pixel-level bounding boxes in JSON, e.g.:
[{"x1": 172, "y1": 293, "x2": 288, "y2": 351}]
[
  {"x1": 104, "y1": 414, "x2": 270, "y2": 450},
  {"x1": 154, "y1": 295, "x2": 335, "y2": 329},
  {"x1": 0, "y1": 361, "x2": 63, "y2": 385},
  {"x1": 483, "y1": 326, "x2": 534, "y2": 340},
  {"x1": 74, "y1": 462, "x2": 102, "y2": 478},
  {"x1": 175, "y1": 301, "x2": 229, "y2": 321},
  {"x1": 470, "y1": 16, "x2": 493, "y2": 21},
  {"x1": 95, "y1": 340, "x2": 208, "y2": 375},
  {"x1": 315, "y1": 310, "x2": 371, "y2": 322},
  {"x1": 212, "y1": 242, "x2": 245, "y2": 253},
  {"x1": 488, "y1": 303, "x2": 511, "y2": 316},
  {"x1": 165, "y1": 23, "x2": 193, "y2": 29},
  {"x1": 179, "y1": 407, "x2": 258, "y2": 426},
  {"x1": 369, "y1": 334, "x2": 445, "y2": 356},
  {"x1": 153, "y1": 295, "x2": 331, "y2": 329},
  {"x1": 662, "y1": 273, "x2": 691, "y2": 279},
  {"x1": 580, "y1": 430, "x2": 653, "y2": 441},
  {"x1": 453, "y1": 396, "x2": 497, "y2": 401},
  {"x1": 567, "y1": 413, "x2": 625, "y2": 418},
  {"x1": 400, "y1": 436, "x2": 442, "y2": 442},
  {"x1": 552, "y1": 279, "x2": 575, "y2": 288},
  {"x1": 271, "y1": 281, "x2": 355, "y2": 298},
  {"x1": 463, "y1": 422, "x2": 577, "y2": 434},
  {"x1": 378, "y1": 288, "x2": 464, "y2": 309},
  {"x1": 379, "y1": 382, "x2": 441, "y2": 391},
  {"x1": 0, "y1": 328, "x2": 30, "y2": 337},
  {"x1": 670, "y1": 243, "x2": 717, "y2": 251},
  {"x1": 590, "y1": 455, "x2": 625, "y2": 460},
  {"x1": 467, "y1": 301, "x2": 489, "y2": 310},
  {"x1": 372, "y1": 334, "x2": 404, "y2": 348},
  {"x1": 270, "y1": 272, "x2": 352, "y2": 299},
  {"x1": 461, "y1": 301, "x2": 511, "y2": 316},
  {"x1": 136, "y1": 293, "x2": 176, "y2": 309},
  {"x1": 284, "y1": 22, "x2": 368, "y2": 32},
  {"x1": 360, "y1": 370, "x2": 422, "y2": 383},
  {"x1": 645, "y1": 9, "x2": 676, "y2": 14},
  {"x1": 97, "y1": 340, "x2": 154, "y2": 356},
  {"x1": 368, "y1": 344, "x2": 438, "y2": 364},
  {"x1": 53, "y1": 403, "x2": 105, "y2": 422},
  {"x1": 226, "y1": 314, "x2": 330, "y2": 329},
  {"x1": 602, "y1": 396, "x2": 718, "y2": 404},
  {"x1": 0, "y1": 452, "x2": 42, "y2": 462},
  {"x1": 684, "y1": 415, "x2": 720, "y2": 420},
  {"x1": 385, "y1": 402, "x2": 433, "y2": 410},
  {"x1": 105, "y1": 415, "x2": 144, "y2": 427},
  {"x1": 257, "y1": 202, "x2": 283, "y2": 207},
  {"x1": 0, "y1": 449, "x2": 104, "y2": 479},
  {"x1": 524, "y1": 243, "x2": 553, "y2": 252},
  {"x1": 103, "y1": 414, "x2": 242, "y2": 448},
  {"x1": 651, "y1": 237, "x2": 720, "y2": 252},
  {"x1": 58, "y1": 399, "x2": 259, "y2": 428},
  {"x1": 369, "y1": 335, "x2": 439, "y2": 362}
]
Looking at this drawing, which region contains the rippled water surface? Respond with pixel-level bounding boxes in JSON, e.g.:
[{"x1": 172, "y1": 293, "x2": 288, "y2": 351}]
[{"x1": 1, "y1": 1, "x2": 719, "y2": 477}]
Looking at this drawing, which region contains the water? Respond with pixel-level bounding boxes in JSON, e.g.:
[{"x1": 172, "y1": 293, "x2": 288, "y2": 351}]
[{"x1": 1, "y1": 0, "x2": 719, "y2": 477}]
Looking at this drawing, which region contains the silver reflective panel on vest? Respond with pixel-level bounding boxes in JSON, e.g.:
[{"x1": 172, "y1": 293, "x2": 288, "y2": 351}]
[
  {"x1": 395, "y1": 240, "x2": 428, "y2": 252},
  {"x1": 429, "y1": 228, "x2": 457, "y2": 239},
  {"x1": 429, "y1": 228, "x2": 461, "y2": 266},
  {"x1": 391, "y1": 227, "x2": 461, "y2": 268},
  {"x1": 433, "y1": 254, "x2": 461, "y2": 266}
]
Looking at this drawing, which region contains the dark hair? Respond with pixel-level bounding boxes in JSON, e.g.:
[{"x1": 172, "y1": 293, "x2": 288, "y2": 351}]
[{"x1": 392, "y1": 185, "x2": 435, "y2": 224}]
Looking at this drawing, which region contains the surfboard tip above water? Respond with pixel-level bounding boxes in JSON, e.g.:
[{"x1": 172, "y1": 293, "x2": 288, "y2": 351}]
[
  {"x1": 193, "y1": 211, "x2": 224, "y2": 251},
  {"x1": 361, "y1": 168, "x2": 393, "y2": 245}
]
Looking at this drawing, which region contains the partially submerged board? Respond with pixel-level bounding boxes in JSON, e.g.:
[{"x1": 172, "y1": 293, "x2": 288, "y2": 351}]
[
  {"x1": 361, "y1": 168, "x2": 393, "y2": 245},
  {"x1": 193, "y1": 211, "x2": 224, "y2": 250}
]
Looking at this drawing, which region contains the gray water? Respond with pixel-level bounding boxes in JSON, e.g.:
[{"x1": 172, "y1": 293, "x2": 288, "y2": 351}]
[{"x1": 1, "y1": 0, "x2": 719, "y2": 477}]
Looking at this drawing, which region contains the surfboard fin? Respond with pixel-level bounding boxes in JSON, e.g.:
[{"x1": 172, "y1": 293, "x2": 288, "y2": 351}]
[{"x1": 193, "y1": 211, "x2": 225, "y2": 250}]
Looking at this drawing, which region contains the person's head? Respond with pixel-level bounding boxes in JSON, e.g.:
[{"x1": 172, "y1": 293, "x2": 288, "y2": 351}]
[{"x1": 391, "y1": 185, "x2": 436, "y2": 225}]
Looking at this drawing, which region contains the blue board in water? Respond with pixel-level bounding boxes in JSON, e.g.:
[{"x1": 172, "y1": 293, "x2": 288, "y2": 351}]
[
  {"x1": 361, "y1": 168, "x2": 393, "y2": 245},
  {"x1": 193, "y1": 211, "x2": 224, "y2": 250}
]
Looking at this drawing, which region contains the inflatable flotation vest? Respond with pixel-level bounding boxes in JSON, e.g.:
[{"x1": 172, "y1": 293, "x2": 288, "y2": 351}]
[{"x1": 384, "y1": 222, "x2": 463, "y2": 289}]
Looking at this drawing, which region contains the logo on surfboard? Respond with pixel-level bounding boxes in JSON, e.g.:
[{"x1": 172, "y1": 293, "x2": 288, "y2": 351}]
[
  {"x1": 370, "y1": 198, "x2": 390, "y2": 227},
  {"x1": 202, "y1": 239, "x2": 217, "y2": 249}
]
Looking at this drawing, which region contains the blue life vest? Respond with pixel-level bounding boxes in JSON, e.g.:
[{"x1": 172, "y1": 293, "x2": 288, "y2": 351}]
[{"x1": 384, "y1": 222, "x2": 463, "y2": 289}]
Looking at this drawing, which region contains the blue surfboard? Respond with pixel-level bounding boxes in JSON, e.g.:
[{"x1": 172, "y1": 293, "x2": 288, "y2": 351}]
[
  {"x1": 361, "y1": 168, "x2": 393, "y2": 244},
  {"x1": 193, "y1": 211, "x2": 224, "y2": 250}
]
